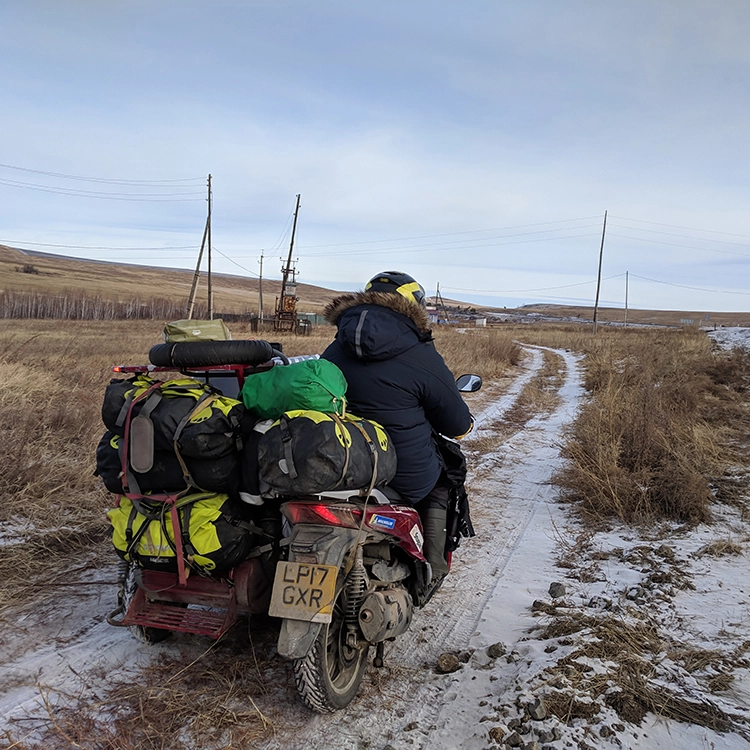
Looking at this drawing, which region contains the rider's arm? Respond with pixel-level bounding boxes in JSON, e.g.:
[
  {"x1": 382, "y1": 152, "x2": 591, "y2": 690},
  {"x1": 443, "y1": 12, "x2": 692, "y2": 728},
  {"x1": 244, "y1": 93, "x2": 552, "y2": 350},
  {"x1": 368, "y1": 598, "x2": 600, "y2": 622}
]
[{"x1": 411, "y1": 346, "x2": 473, "y2": 439}]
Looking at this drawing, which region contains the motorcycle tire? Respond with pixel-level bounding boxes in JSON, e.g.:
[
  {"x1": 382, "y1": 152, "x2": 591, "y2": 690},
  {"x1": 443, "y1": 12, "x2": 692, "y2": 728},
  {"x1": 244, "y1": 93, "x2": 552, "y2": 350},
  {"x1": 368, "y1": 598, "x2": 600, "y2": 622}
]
[
  {"x1": 292, "y1": 583, "x2": 370, "y2": 712},
  {"x1": 121, "y1": 563, "x2": 172, "y2": 644},
  {"x1": 149, "y1": 339, "x2": 274, "y2": 368}
]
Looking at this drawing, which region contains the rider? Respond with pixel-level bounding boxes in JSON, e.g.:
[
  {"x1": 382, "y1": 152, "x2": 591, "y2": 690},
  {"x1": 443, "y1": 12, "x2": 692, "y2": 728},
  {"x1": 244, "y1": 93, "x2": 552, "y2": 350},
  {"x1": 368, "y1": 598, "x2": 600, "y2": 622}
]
[{"x1": 321, "y1": 271, "x2": 473, "y2": 584}]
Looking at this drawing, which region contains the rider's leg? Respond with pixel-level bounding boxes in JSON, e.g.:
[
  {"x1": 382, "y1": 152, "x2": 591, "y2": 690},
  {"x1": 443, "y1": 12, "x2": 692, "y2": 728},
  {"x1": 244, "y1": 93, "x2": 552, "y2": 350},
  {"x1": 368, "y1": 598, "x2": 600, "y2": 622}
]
[{"x1": 417, "y1": 476, "x2": 451, "y2": 581}]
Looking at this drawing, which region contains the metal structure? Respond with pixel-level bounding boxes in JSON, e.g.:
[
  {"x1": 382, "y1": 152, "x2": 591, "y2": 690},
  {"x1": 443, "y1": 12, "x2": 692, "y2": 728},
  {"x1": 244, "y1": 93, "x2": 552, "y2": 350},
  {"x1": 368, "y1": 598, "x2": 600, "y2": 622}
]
[{"x1": 274, "y1": 194, "x2": 301, "y2": 332}]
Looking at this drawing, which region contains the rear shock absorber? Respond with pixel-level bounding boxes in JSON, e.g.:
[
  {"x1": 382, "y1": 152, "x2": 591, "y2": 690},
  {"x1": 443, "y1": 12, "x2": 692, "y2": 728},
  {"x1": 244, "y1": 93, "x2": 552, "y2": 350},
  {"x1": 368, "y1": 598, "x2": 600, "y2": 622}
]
[{"x1": 345, "y1": 545, "x2": 368, "y2": 629}]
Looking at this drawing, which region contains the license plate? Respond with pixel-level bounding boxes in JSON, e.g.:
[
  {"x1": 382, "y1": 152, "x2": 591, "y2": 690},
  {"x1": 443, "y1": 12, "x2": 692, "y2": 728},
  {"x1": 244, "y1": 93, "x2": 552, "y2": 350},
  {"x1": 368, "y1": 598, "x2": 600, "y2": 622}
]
[{"x1": 268, "y1": 561, "x2": 338, "y2": 623}]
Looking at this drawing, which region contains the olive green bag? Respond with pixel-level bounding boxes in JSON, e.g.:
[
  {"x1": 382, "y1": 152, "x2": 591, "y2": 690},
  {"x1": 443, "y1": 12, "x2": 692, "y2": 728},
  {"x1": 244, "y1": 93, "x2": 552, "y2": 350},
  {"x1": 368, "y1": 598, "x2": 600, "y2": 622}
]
[{"x1": 163, "y1": 319, "x2": 231, "y2": 343}]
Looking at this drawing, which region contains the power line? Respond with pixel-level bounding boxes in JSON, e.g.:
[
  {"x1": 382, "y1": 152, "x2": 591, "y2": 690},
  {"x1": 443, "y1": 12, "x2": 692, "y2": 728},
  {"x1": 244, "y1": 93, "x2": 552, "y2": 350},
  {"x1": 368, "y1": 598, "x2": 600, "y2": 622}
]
[
  {"x1": 0, "y1": 162, "x2": 205, "y2": 185},
  {"x1": 629, "y1": 273, "x2": 750, "y2": 296},
  {"x1": 300, "y1": 216, "x2": 603, "y2": 251},
  {"x1": 212, "y1": 247, "x2": 261, "y2": 278},
  {"x1": 608, "y1": 232, "x2": 750, "y2": 259},
  {"x1": 611, "y1": 214, "x2": 750, "y2": 241},
  {"x1": 298, "y1": 231, "x2": 602, "y2": 259},
  {"x1": 1, "y1": 239, "x2": 198, "y2": 251},
  {"x1": 0, "y1": 178, "x2": 204, "y2": 201},
  {"x1": 608, "y1": 223, "x2": 750, "y2": 249},
  {"x1": 443, "y1": 273, "x2": 625, "y2": 295}
]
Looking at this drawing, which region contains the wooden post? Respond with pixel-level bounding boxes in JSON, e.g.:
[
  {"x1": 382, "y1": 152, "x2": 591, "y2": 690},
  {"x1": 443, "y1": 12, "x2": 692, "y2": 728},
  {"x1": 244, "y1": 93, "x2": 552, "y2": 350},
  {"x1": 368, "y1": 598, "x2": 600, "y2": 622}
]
[
  {"x1": 624, "y1": 270, "x2": 629, "y2": 327},
  {"x1": 206, "y1": 174, "x2": 213, "y2": 320},
  {"x1": 592, "y1": 210, "x2": 607, "y2": 334},
  {"x1": 186, "y1": 218, "x2": 209, "y2": 319},
  {"x1": 258, "y1": 250, "x2": 264, "y2": 322}
]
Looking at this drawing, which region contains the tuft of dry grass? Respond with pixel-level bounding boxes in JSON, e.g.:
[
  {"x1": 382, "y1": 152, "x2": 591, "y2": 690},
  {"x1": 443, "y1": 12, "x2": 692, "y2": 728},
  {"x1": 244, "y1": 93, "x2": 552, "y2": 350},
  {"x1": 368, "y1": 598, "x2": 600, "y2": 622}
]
[
  {"x1": 535, "y1": 610, "x2": 741, "y2": 732},
  {"x1": 550, "y1": 328, "x2": 747, "y2": 525},
  {"x1": 694, "y1": 539, "x2": 744, "y2": 557}
]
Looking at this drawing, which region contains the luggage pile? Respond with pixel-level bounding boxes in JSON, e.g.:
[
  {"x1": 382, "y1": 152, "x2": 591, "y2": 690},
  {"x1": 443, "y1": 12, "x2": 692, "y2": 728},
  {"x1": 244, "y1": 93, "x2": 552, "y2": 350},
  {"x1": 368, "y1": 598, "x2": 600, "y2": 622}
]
[
  {"x1": 97, "y1": 371, "x2": 257, "y2": 578},
  {"x1": 99, "y1": 349, "x2": 398, "y2": 576}
]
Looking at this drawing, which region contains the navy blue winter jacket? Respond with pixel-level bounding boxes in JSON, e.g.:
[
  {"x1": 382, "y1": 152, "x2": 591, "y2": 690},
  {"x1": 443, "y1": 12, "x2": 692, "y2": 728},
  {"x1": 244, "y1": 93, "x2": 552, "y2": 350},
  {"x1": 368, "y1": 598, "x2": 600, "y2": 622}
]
[{"x1": 322, "y1": 291, "x2": 472, "y2": 503}]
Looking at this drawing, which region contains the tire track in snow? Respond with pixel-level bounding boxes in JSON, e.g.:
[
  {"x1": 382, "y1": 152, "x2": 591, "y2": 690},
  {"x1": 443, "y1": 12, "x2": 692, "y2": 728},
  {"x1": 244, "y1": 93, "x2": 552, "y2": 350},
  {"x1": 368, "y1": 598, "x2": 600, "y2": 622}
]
[{"x1": 259, "y1": 347, "x2": 583, "y2": 750}]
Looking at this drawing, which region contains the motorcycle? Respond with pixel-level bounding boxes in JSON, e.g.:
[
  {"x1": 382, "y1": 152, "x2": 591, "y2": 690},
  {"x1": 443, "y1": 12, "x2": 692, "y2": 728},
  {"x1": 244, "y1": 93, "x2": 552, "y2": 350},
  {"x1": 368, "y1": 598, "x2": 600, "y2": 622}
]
[{"x1": 107, "y1": 340, "x2": 480, "y2": 712}]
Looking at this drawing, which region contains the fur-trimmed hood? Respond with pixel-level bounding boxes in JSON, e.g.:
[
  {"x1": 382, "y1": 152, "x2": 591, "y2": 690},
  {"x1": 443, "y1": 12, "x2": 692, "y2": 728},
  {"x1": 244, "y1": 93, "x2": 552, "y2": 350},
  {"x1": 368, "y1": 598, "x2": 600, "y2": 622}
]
[
  {"x1": 323, "y1": 290, "x2": 432, "y2": 362},
  {"x1": 323, "y1": 290, "x2": 431, "y2": 333}
]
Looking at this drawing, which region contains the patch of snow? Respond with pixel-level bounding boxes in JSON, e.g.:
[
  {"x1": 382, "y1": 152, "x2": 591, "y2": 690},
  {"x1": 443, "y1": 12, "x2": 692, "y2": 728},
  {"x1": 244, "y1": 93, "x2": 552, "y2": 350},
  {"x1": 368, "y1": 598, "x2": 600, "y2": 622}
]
[{"x1": 708, "y1": 326, "x2": 750, "y2": 351}]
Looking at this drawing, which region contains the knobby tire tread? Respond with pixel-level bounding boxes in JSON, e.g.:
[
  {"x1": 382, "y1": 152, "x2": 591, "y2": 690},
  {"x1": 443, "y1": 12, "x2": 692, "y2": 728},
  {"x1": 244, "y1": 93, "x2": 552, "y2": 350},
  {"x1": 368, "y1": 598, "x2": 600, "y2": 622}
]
[{"x1": 293, "y1": 638, "x2": 337, "y2": 714}]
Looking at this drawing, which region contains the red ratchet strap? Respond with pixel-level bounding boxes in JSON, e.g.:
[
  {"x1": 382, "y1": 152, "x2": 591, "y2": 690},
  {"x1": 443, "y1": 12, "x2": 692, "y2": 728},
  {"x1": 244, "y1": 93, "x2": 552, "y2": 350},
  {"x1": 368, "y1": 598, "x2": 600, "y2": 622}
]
[{"x1": 120, "y1": 381, "x2": 190, "y2": 586}]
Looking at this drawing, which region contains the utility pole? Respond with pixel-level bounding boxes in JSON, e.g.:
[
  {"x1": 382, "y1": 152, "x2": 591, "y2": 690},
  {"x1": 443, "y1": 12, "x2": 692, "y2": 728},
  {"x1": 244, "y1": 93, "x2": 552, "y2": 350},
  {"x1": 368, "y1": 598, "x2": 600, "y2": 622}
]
[
  {"x1": 258, "y1": 250, "x2": 264, "y2": 322},
  {"x1": 206, "y1": 174, "x2": 213, "y2": 320},
  {"x1": 436, "y1": 282, "x2": 450, "y2": 324},
  {"x1": 275, "y1": 194, "x2": 301, "y2": 332},
  {"x1": 186, "y1": 173, "x2": 212, "y2": 320},
  {"x1": 624, "y1": 270, "x2": 629, "y2": 327},
  {"x1": 186, "y1": 220, "x2": 208, "y2": 319},
  {"x1": 592, "y1": 210, "x2": 607, "y2": 334}
]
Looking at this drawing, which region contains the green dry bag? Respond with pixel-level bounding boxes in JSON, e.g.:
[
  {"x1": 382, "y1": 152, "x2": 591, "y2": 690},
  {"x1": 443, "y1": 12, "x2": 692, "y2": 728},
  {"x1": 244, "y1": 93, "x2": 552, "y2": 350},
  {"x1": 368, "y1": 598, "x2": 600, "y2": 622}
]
[{"x1": 241, "y1": 358, "x2": 347, "y2": 420}]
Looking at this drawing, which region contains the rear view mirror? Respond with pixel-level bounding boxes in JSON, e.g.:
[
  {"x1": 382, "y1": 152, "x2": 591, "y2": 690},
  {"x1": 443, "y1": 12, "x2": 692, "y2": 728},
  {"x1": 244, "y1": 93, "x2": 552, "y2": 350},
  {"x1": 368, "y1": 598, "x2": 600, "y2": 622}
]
[{"x1": 456, "y1": 373, "x2": 482, "y2": 393}]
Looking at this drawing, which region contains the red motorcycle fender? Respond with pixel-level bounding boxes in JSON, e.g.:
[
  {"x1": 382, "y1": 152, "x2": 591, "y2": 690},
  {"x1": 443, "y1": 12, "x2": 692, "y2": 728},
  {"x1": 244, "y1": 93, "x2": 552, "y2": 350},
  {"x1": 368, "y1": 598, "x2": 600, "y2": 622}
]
[{"x1": 276, "y1": 524, "x2": 362, "y2": 660}]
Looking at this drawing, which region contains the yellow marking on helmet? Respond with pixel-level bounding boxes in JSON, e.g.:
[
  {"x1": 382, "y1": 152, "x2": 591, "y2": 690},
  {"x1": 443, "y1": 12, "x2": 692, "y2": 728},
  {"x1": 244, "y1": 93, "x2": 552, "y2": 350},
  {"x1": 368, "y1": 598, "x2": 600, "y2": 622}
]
[{"x1": 396, "y1": 281, "x2": 422, "y2": 303}]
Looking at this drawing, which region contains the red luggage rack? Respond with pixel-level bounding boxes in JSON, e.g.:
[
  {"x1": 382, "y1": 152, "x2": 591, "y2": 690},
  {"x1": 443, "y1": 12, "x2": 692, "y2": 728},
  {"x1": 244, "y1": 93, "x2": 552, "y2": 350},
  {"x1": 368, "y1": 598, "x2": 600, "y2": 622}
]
[
  {"x1": 122, "y1": 559, "x2": 272, "y2": 639},
  {"x1": 111, "y1": 362, "x2": 274, "y2": 400}
]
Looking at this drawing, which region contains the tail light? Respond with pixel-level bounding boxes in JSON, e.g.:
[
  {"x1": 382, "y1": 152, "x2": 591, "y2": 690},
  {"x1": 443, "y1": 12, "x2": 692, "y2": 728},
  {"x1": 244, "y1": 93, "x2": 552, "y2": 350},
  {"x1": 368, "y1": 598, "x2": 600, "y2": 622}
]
[{"x1": 282, "y1": 502, "x2": 363, "y2": 529}]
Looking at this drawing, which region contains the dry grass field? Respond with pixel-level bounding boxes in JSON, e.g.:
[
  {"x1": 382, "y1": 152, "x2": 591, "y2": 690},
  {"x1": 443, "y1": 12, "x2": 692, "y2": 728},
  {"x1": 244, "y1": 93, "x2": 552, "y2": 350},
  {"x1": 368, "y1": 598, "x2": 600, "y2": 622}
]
[
  {"x1": 505, "y1": 302, "x2": 750, "y2": 328},
  {"x1": 1, "y1": 317, "x2": 745, "y2": 592},
  {"x1": 5, "y1": 242, "x2": 749, "y2": 328}
]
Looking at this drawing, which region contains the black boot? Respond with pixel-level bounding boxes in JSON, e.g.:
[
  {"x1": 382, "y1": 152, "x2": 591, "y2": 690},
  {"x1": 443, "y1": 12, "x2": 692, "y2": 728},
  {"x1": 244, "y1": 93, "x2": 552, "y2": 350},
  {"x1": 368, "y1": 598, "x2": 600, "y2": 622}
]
[{"x1": 422, "y1": 508, "x2": 449, "y2": 582}]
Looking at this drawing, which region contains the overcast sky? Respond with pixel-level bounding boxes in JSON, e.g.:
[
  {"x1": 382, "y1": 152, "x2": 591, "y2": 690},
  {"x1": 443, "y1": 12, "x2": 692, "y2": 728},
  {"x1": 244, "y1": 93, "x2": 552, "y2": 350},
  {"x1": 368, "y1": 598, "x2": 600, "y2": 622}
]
[{"x1": 2, "y1": 1, "x2": 750, "y2": 312}]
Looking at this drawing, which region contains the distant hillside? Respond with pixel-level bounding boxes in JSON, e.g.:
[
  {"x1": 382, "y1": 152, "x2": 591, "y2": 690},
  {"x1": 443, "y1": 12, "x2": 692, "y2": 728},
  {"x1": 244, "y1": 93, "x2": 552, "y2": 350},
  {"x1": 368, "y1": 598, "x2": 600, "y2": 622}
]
[
  {"x1": 506, "y1": 302, "x2": 750, "y2": 328},
  {"x1": 2, "y1": 244, "x2": 749, "y2": 327},
  {"x1": 0, "y1": 244, "x2": 342, "y2": 315}
]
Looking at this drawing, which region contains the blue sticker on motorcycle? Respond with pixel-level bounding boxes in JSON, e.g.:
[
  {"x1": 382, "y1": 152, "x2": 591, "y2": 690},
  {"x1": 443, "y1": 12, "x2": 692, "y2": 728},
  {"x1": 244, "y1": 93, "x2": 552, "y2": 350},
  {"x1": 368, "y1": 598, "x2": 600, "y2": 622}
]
[{"x1": 369, "y1": 514, "x2": 396, "y2": 530}]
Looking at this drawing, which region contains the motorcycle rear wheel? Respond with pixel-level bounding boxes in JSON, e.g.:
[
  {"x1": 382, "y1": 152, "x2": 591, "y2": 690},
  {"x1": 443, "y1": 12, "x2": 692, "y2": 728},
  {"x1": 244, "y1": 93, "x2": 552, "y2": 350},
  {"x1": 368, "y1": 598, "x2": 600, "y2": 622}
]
[{"x1": 292, "y1": 586, "x2": 370, "y2": 712}]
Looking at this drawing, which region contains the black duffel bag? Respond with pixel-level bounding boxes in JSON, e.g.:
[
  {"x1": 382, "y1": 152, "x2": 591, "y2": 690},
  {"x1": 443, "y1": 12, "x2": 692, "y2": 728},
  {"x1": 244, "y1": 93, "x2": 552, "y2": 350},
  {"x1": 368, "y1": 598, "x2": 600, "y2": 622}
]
[
  {"x1": 101, "y1": 375, "x2": 245, "y2": 459},
  {"x1": 95, "y1": 430, "x2": 241, "y2": 495},
  {"x1": 257, "y1": 410, "x2": 397, "y2": 495}
]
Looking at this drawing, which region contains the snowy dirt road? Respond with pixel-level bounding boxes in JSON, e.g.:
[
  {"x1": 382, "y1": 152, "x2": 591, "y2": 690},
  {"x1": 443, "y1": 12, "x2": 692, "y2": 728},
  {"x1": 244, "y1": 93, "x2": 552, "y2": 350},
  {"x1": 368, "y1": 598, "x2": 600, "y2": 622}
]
[{"x1": 0, "y1": 345, "x2": 572, "y2": 748}]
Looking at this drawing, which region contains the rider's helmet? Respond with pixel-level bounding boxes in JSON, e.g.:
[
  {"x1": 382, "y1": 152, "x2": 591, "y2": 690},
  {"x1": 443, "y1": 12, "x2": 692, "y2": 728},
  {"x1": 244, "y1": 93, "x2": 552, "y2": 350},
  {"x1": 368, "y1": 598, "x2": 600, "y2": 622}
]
[{"x1": 365, "y1": 271, "x2": 427, "y2": 307}]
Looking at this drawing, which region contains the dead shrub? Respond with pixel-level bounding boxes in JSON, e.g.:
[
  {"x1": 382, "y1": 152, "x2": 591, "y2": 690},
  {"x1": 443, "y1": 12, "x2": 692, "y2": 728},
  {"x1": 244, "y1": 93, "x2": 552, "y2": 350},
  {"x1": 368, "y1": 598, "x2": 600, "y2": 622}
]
[
  {"x1": 543, "y1": 691, "x2": 601, "y2": 722},
  {"x1": 0, "y1": 627, "x2": 277, "y2": 750},
  {"x1": 694, "y1": 540, "x2": 744, "y2": 557},
  {"x1": 554, "y1": 328, "x2": 743, "y2": 524},
  {"x1": 433, "y1": 328, "x2": 523, "y2": 378}
]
